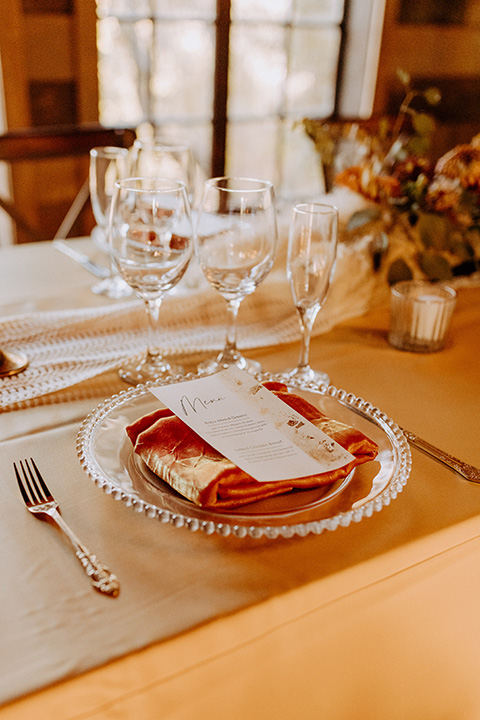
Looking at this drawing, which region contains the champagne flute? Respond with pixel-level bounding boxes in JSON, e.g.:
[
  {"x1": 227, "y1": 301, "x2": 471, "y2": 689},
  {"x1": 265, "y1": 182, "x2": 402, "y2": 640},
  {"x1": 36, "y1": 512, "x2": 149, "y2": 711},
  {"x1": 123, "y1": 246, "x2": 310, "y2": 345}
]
[
  {"x1": 109, "y1": 177, "x2": 194, "y2": 384},
  {"x1": 89, "y1": 146, "x2": 132, "y2": 298},
  {"x1": 195, "y1": 176, "x2": 278, "y2": 375},
  {"x1": 285, "y1": 202, "x2": 338, "y2": 385}
]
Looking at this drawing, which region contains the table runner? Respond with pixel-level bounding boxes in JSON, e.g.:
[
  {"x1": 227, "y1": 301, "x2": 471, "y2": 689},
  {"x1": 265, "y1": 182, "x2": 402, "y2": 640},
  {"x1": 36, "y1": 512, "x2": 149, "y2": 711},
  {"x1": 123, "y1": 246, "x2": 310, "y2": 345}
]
[{"x1": 0, "y1": 234, "x2": 378, "y2": 412}]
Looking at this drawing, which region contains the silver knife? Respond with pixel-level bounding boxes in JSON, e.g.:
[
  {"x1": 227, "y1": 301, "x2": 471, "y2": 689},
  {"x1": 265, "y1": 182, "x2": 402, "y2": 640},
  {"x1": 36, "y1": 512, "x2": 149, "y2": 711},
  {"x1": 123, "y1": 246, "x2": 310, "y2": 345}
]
[
  {"x1": 400, "y1": 428, "x2": 480, "y2": 484},
  {"x1": 347, "y1": 402, "x2": 480, "y2": 484},
  {"x1": 53, "y1": 240, "x2": 111, "y2": 280}
]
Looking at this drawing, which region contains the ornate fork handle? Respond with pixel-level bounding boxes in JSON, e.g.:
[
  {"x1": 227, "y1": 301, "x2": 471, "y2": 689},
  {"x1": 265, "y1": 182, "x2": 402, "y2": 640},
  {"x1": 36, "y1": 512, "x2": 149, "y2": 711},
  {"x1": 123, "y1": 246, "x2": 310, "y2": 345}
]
[
  {"x1": 402, "y1": 429, "x2": 480, "y2": 484},
  {"x1": 46, "y1": 505, "x2": 120, "y2": 597}
]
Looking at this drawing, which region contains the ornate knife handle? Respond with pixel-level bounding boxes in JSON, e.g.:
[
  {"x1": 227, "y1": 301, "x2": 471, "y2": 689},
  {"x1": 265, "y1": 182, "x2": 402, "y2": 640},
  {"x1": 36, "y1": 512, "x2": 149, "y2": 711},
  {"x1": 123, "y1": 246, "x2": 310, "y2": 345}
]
[{"x1": 402, "y1": 429, "x2": 480, "y2": 484}]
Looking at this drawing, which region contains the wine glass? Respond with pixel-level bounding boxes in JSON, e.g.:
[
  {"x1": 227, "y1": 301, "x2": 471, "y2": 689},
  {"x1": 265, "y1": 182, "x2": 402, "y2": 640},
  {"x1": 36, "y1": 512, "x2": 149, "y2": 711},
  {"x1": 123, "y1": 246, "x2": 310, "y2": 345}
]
[
  {"x1": 108, "y1": 177, "x2": 194, "y2": 384},
  {"x1": 89, "y1": 146, "x2": 132, "y2": 298},
  {"x1": 195, "y1": 176, "x2": 278, "y2": 375},
  {"x1": 129, "y1": 138, "x2": 197, "y2": 205},
  {"x1": 129, "y1": 137, "x2": 203, "y2": 290},
  {"x1": 285, "y1": 202, "x2": 338, "y2": 385}
]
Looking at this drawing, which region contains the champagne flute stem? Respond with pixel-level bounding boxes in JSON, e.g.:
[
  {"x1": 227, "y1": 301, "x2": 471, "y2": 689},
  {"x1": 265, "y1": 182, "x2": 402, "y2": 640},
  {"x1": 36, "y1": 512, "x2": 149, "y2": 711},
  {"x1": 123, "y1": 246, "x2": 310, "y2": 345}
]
[{"x1": 296, "y1": 305, "x2": 319, "y2": 371}]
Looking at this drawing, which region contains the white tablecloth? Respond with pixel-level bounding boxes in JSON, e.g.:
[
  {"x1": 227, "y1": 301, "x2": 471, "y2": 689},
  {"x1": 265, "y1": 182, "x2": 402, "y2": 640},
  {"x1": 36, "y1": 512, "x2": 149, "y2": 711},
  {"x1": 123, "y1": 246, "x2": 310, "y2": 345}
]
[{"x1": 1, "y1": 239, "x2": 480, "y2": 719}]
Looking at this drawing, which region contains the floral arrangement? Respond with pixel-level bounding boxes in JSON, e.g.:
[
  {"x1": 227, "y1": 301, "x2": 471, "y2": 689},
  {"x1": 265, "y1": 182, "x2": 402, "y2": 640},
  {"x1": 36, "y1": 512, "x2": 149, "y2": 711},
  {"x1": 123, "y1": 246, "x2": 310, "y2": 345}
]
[{"x1": 304, "y1": 70, "x2": 480, "y2": 284}]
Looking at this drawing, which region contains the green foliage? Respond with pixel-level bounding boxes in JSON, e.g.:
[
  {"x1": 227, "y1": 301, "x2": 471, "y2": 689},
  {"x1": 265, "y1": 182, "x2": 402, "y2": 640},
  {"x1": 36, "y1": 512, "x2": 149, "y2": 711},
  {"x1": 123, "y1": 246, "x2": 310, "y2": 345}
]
[
  {"x1": 418, "y1": 251, "x2": 453, "y2": 280},
  {"x1": 450, "y1": 237, "x2": 475, "y2": 260},
  {"x1": 387, "y1": 258, "x2": 413, "y2": 284},
  {"x1": 391, "y1": 70, "x2": 441, "y2": 161},
  {"x1": 416, "y1": 212, "x2": 449, "y2": 250},
  {"x1": 346, "y1": 207, "x2": 381, "y2": 231},
  {"x1": 302, "y1": 68, "x2": 480, "y2": 283},
  {"x1": 423, "y1": 87, "x2": 442, "y2": 106},
  {"x1": 396, "y1": 68, "x2": 411, "y2": 87}
]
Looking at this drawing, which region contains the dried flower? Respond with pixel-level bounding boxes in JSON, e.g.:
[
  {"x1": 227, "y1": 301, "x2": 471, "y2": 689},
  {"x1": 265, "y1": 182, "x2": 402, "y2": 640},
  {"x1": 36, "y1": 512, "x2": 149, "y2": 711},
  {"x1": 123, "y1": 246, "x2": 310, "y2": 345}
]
[
  {"x1": 335, "y1": 166, "x2": 402, "y2": 203},
  {"x1": 434, "y1": 145, "x2": 480, "y2": 191},
  {"x1": 303, "y1": 71, "x2": 480, "y2": 282},
  {"x1": 335, "y1": 137, "x2": 480, "y2": 282}
]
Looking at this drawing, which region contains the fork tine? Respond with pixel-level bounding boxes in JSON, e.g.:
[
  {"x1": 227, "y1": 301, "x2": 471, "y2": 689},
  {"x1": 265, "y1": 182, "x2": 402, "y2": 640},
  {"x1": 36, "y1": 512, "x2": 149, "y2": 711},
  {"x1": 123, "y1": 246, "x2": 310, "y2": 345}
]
[
  {"x1": 29, "y1": 458, "x2": 53, "y2": 501},
  {"x1": 13, "y1": 462, "x2": 30, "y2": 505},
  {"x1": 21, "y1": 459, "x2": 39, "y2": 503},
  {"x1": 21, "y1": 458, "x2": 49, "y2": 504}
]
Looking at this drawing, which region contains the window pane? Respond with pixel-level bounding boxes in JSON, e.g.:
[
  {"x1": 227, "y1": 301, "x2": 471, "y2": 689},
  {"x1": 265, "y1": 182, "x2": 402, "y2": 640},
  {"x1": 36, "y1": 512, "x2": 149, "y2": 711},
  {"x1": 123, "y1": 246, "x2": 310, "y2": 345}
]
[
  {"x1": 97, "y1": 17, "x2": 151, "y2": 125},
  {"x1": 153, "y1": 120, "x2": 212, "y2": 176},
  {"x1": 97, "y1": 0, "x2": 152, "y2": 19},
  {"x1": 227, "y1": 120, "x2": 325, "y2": 199},
  {"x1": 226, "y1": 119, "x2": 280, "y2": 183},
  {"x1": 280, "y1": 121, "x2": 325, "y2": 199},
  {"x1": 293, "y1": 0, "x2": 345, "y2": 23},
  {"x1": 96, "y1": 0, "x2": 345, "y2": 196},
  {"x1": 151, "y1": 21, "x2": 215, "y2": 121},
  {"x1": 228, "y1": 25, "x2": 286, "y2": 118},
  {"x1": 231, "y1": 0, "x2": 291, "y2": 22},
  {"x1": 232, "y1": 0, "x2": 345, "y2": 23},
  {"x1": 151, "y1": 0, "x2": 216, "y2": 20},
  {"x1": 286, "y1": 27, "x2": 341, "y2": 116}
]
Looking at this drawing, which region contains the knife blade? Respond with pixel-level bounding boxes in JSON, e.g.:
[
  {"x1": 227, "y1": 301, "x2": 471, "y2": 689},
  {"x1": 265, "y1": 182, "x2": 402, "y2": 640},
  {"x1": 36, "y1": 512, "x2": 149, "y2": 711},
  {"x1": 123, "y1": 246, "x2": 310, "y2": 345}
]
[
  {"x1": 53, "y1": 240, "x2": 111, "y2": 280},
  {"x1": 347, "y1": 400, "x2": 480, "y2": 483}
]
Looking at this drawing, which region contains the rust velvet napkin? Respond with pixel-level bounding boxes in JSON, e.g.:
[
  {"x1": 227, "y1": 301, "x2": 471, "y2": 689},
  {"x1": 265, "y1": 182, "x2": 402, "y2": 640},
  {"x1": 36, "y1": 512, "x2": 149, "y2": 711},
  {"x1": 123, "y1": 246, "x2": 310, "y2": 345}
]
[{"x1": 126, "y1": 381, "x2": 378, "y2": 509}]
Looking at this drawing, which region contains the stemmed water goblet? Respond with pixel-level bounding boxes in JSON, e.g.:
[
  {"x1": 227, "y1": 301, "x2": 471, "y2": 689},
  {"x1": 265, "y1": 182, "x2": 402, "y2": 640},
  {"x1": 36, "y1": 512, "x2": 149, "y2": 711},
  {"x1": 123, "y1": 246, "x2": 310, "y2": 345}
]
[
  {"x1": 130, "y1": 137, "x2": 203, "y2": 290},
  {"x1": 195, "y1": 176, "x2": 278, "y2": 375},
  {"x1": 108, "y1": 177, "x2": 194, "y2": 384},
  {"x1": 129, "y1": 138, "x2": 197, "y2": 205},
  {"x1": 285, "y1": 202, "x2": 338, "y2": 385},
  {"x1": 89, "y1": 146, "x2": 132, "y2": 298}
]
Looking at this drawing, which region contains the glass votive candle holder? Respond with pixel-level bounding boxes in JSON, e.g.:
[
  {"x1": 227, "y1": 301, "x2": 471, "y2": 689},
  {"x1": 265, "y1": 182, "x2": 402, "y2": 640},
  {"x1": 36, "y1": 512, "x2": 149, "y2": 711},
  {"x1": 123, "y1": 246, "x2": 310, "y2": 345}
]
[{"x1": 389, "y1": 280, "x2": 457, "y2": 352}]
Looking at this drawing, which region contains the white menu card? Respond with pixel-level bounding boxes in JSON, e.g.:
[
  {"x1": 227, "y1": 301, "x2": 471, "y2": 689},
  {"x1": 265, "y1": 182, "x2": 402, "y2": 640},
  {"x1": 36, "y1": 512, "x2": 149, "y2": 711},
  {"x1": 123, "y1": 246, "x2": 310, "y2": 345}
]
[{"x1": 150, "y1": 367, "x2": 354, "y2": 483}]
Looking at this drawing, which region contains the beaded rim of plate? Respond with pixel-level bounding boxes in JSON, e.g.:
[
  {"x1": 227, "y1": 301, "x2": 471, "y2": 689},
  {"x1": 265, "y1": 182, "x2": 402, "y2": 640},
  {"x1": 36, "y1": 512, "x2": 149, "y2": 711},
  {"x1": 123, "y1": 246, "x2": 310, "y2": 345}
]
[{"x1": 76, "y1": 372, "x2": 411, "y2": 540}]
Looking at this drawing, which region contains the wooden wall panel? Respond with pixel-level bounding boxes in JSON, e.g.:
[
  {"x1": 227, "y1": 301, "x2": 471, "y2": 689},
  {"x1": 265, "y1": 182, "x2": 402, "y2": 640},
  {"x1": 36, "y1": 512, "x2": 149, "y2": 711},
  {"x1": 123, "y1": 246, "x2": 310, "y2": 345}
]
[
  {"x1": 0, "y1": 0, "x2": 98, "y2": 242},
  {"x1": 373, "y1": 0, "x2": 480, "y2": 158}
]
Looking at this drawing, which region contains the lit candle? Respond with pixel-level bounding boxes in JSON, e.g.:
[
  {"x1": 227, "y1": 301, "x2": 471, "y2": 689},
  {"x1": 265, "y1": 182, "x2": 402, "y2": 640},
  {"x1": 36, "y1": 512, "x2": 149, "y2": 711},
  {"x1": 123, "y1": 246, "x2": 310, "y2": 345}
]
[
  {"x1": 389, "y1": 281, "x2": 456, "y2": 352},
  {"x1": 411, "y1": 294, "x2": 443, "y2": 342}
]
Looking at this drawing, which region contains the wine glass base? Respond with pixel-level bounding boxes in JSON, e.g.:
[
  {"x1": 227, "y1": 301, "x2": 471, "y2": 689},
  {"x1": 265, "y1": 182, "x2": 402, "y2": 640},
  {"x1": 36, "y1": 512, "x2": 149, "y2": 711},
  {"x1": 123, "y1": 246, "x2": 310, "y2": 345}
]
[
  {"x1": 91, "y1": 275, "x2": 133, "y2": 299},
  {"x1": 0, "y1": 350, "x2": 28, "y2": 377},
  {"x1": 282, "y1": 366, "x2": 330, "y2": 386},
  {"x1": 118, "y1": 356, "x2": 184, "y2": 385},
  {"x1": 197, "y1": 353, "x2": 262, "y2": 376}
]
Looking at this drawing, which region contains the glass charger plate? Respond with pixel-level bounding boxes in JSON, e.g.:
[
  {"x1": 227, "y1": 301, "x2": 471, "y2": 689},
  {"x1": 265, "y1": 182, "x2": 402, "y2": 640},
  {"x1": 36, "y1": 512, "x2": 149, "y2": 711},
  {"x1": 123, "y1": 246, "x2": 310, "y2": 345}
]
[{"x1": 76, "y1": 373, "x2": 411, "y2": 540}]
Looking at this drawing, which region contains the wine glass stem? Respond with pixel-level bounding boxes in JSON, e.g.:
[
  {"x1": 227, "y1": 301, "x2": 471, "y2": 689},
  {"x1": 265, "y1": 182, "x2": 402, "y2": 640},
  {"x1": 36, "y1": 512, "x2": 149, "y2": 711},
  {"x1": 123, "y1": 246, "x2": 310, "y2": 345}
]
[
  {"x1": 296, "y1": 305, "x2": 319, "y2": 370},
  {"x1": 220, "y1": 298, "x2": 242, "y2": 364},
  {"x1": 145, "y1": 297, "x2": 164, "y2": 364}
]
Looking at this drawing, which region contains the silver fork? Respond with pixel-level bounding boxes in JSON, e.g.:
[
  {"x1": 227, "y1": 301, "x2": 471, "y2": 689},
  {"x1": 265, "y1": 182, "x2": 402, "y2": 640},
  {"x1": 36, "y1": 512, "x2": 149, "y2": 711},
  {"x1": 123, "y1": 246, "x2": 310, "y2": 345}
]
[{"x1": 14, "y1": 458, "x2": 120, "y2": 597}]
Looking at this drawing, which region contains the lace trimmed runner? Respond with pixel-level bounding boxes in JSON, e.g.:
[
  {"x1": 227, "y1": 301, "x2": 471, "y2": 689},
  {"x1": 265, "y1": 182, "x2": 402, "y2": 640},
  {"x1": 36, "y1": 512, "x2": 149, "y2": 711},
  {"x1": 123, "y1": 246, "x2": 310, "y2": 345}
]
[
  {"x1": 1, "y1": 281, "x2": 295, "y2": 409},
  {"x1": 0, "y1": 238, "x2": 379, "y2": 410}
]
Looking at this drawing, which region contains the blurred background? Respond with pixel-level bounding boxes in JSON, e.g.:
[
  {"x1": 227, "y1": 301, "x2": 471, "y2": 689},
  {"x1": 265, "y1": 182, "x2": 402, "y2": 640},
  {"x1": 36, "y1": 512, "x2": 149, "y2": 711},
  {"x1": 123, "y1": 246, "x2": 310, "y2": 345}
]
[{"x1": 1, "y1": 0, "x2": 480, "y2": 245}]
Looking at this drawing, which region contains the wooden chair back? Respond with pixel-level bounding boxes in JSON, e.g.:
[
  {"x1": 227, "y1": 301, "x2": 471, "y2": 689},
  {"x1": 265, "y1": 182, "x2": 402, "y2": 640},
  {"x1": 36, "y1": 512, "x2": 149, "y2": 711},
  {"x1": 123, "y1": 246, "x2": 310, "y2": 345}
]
[{"x1": 0, "y1": 123, "x2": 135, "y2": 243}]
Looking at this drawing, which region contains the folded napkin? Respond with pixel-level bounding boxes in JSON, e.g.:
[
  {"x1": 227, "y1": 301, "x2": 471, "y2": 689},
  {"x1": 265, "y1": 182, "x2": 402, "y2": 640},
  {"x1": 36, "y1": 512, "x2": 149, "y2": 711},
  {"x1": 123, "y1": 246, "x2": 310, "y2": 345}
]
[{"x1": 126, "y1": 381, "x2": 379, "y2": 510}]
